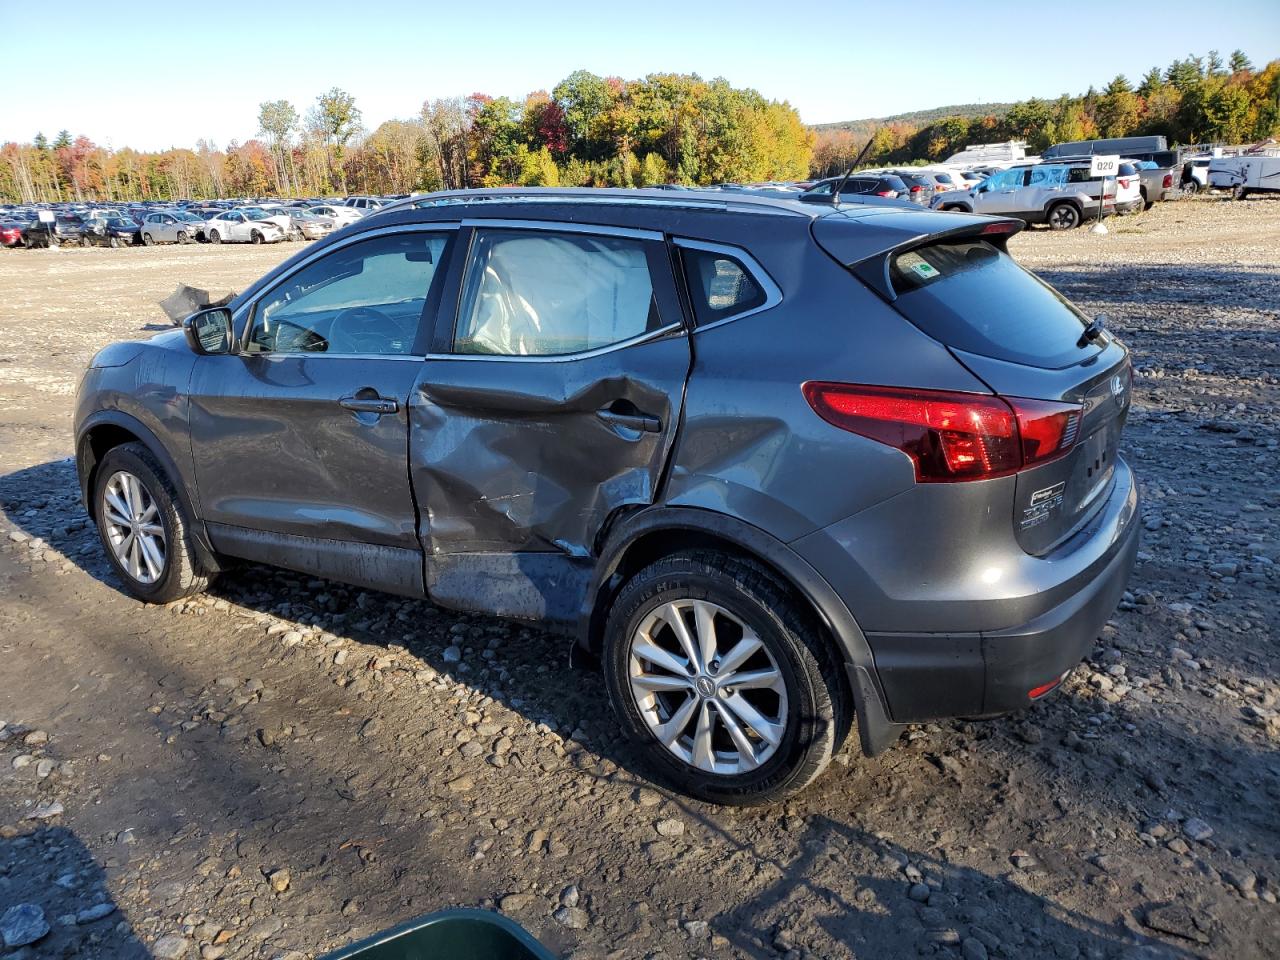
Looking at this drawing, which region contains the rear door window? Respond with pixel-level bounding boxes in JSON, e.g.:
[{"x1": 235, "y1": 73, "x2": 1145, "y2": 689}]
[
  {"x1": 888, "y1": 239, "x2": 1094, "y2": 369},
  {"x1": 454, "y1": 229, "x2": 665, "y2": 356}
]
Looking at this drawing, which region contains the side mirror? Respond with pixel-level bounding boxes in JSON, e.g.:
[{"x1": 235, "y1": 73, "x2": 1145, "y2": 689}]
[{"x1": 183, "y1": 307, "x2": 233, "y2": 355}]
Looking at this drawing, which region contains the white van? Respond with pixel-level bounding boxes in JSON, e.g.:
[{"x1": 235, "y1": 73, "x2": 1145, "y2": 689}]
[{"x1": 1209, "y1": 155, "x2": 1280, "y2": 199}]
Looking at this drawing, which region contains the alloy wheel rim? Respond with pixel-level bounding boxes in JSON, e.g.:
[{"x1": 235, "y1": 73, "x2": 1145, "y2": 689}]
[
  {"x1": 101, "y1": 470, "x2": 166, "y2": 584},
  {"x1": 627, "y1": 599, "x2": 788, "y2": 775}
]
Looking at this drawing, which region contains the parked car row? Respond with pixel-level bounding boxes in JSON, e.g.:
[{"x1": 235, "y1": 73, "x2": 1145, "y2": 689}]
[{"x1": 0, "y1": 194, "x2": 404, "y2": 249}]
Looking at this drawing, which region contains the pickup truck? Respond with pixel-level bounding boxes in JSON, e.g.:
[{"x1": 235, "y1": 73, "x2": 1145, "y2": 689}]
[{"x1": 1134, "y1": 161, "x2": 1175, "y2": 209}]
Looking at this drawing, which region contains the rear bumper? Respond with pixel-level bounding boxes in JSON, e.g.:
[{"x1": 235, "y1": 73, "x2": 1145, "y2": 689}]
[{"x1": 863, "y1": 472, "x2": 1140, "y2": 723}]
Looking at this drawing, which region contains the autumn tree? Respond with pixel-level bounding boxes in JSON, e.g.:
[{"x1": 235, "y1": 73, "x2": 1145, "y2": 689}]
[
  {"x1": 258, "y1": 100, "x2": 299, "y2": 194},
  {"x1": 308, "y1": 87, "x2": 362, "y2": 192}
]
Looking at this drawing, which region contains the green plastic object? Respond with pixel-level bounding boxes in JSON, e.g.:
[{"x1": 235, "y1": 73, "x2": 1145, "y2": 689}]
[{"x1": 319, "y1": 909, "x2": 557, "y2": 960}]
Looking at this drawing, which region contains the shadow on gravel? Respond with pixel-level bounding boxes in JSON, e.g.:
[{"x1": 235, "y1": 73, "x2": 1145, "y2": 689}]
[
  {"x1": 687, "y1": 815, "x2": 1202, "y2": 960},
  {"x1": 1, "y1": 457, "x2": 1271, "y2": 957},
  {"x1": 0, "y1": 826, "x2": 147, "y2": 958}
]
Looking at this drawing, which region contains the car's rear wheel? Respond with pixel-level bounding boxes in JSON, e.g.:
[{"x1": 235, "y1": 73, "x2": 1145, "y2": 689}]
[
  {"x1": 1047, "y1": 202, "x2": 1080, "y2": 230},
  {"x1": 93, "y1": 443, "x2": 214, "y2": 604},
  {"x1": 209, "y1": 230, "x2": 221, "y2": 244},
  {"x1": 603, "y1": 551, "x2": 849, "y2": 805}
]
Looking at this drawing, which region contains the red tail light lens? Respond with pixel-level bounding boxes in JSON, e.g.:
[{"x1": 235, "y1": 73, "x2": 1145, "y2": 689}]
[
  {"x1": 802, "y1": 383, "x2": 1082, "y2": 482},
  {"x1": 876, "y1": 190, "x2": 893, "y2": 197},
  {"x1": 910, "y1": 185, "x2": 923, "y2": 192},
  {"x1": 1162, "y1": 174, "x2": 1173, "y2": 188}
]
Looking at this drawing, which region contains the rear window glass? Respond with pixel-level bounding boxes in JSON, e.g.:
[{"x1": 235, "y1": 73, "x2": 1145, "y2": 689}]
[
  {"x1": 889, "y1": 240, "x2": 1092, "y2": 368},
  {"x1": 682, "y1": 247, "x2": 767, "y2": 325}
]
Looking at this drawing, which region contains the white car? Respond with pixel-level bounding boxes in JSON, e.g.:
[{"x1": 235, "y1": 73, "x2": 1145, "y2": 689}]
[
  {"x1": 204, "y1": 209, "x2": 285, "y2": 245},
  {"x1": 307, "y1": 204, "x2": 364, "y2": 228},
  {"x1": 1113, "y1": 162, "x2": 1144, "y2": 214},
  {"x1": 140, "y1": 211, "x2": 200, "y2": 245},
  {"x1": 247, "y1": 207, "x2": 301, "y2": 240}
]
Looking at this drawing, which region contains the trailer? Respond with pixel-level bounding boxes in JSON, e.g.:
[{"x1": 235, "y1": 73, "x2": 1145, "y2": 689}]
[{"x1": 1209, "y1": 155, "x2": 1280, "y2": 198}]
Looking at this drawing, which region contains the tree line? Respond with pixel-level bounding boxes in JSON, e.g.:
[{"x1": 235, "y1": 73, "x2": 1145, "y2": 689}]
[
  {"x1": 812, "y1": 51, "x2": 1279, "y2": 177},
  {"x1": 4, "y1": 53, "x2": 1276, "y2": 202},
  {"x1": 0, "y1": 73, "x2": 813, "y2": 203}
]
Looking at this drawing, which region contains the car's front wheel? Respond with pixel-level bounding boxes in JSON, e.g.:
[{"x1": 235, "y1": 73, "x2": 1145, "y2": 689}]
[
  {"x1": 250, "y1": 230, "x2": 263, "y2": 245},
  {"x1": 93, "y1": 443, "x2": 214, "y2": 604},
  {"x1": 604, "y1": 551, "x2": 849, "y2": 805}
]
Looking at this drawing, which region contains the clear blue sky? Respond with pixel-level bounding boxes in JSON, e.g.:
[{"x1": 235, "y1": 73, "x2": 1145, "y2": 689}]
[{"x1": 2, "y1": 0, "x2": 1276, "y2": 150}]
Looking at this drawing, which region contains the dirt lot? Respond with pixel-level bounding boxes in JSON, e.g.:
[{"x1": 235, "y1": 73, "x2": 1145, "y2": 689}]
[{"x1": 0, "y1": 199, "x2": 1277, "y2": 960}]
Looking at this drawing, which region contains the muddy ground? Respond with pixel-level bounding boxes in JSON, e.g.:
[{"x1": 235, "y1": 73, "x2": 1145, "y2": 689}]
[{"x1": 0, "y1": 198, "x2": 1277, "y2": 960}]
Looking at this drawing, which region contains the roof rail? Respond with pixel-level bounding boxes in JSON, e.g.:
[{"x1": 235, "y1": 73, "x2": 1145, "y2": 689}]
[{"x1": 372, "y1": 186, "x2": 814, "y2": 219}]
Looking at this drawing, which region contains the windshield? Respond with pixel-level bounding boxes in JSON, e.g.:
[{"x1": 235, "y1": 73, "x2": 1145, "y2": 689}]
[{"x1": 243, "y1": 209, "x2": 272, "y2": 221}]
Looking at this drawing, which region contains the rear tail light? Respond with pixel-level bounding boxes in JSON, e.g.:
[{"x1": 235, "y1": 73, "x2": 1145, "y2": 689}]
[
  {"x1": 802, "y1": 383, "x2": 1082, "y2": 482},
  {"x1": 1162, "y1": 174, "x2": 1173, "y2": 188},
  {"x1": 910, "y1": 185, "x2": 923, "y2": 192}
]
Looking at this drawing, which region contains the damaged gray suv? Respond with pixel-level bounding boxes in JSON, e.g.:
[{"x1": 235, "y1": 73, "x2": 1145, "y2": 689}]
[{"x1": 75, "y1": 188, "x2": 1140, "y2": 804}]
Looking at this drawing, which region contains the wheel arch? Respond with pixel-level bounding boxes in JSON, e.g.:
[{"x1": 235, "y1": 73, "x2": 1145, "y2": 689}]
[
  {"x1": 580, "y1": 506, "x2": 903, "y2": 755},
  {"x1": 76, "y1": 411, "x2": 222, "y2": 572}
]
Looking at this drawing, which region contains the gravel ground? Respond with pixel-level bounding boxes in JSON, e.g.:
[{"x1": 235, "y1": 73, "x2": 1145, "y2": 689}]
[{"x1": 0, "y1": 197, "x2": 1277, "y2": 960}]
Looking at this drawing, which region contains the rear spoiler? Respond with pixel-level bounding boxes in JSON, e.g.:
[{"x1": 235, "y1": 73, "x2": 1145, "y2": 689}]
[{"x1": 813, "y1": 212, "x2": 1023, "y2": 302}]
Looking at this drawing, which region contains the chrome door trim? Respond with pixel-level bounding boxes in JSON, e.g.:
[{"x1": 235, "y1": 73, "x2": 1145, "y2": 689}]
[
  {"x1": 422, "y1": 323, "x2": 684, "y2": 364},
  {"x1": 461, "y1": 218, "x2": 664, "y2": 242}
]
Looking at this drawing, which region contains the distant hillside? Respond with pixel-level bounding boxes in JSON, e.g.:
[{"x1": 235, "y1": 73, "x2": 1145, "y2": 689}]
[{"x1": 812, "y1": 102, "x2": 1015, "y2": 137}]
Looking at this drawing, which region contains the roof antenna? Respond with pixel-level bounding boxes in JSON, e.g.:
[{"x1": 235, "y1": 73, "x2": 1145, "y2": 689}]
[{"x1": 830, "y1": 131, "x2": 878, "y2": 207}]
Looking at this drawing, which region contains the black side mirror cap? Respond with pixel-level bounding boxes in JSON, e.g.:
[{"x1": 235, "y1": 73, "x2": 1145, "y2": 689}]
[{"x1": 183, "y1": 307, "x2": 234, "y2": 355}]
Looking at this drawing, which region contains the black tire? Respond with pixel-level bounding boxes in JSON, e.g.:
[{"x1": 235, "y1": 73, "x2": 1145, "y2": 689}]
[
  {"x1": 92, "y1": 442, "x2": 214, "y2": 604},
  {"x1": 603, "y1": 550, "x2": 850, "y2": 806},
  {"x1": 177, "y1": 231, "x2": 189, "y2": 244},
  {"x1": 209, "y1": 229, "x2": 221, "y2": 244},
  {"x1": 142, "y1": 232, "x2": 154, "y2": 246},
  {"x1": 108, "y1": 236, "x2": 120, "y2": 248},
  {"x1": 1047, "y1": 202, "x2": 1080, "y2": 230},
  {"x1": 1183, "y1": 180, "x2": 1200, "y2": 195},
  {"x1": 250, "y1": 230, "x2": 263, "y2": 245},
  {"x1": 1232, "y1": 184, "x2": 1249, "y2": 200}
]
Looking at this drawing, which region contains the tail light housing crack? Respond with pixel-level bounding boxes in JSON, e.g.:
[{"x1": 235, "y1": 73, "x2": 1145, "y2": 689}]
[{"x1": 803, "y1": 382, "x2": 1083, "y2": 483}]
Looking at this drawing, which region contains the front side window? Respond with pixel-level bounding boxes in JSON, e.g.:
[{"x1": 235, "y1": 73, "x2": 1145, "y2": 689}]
[
  {"x1": 247, "y1": 231, "x2": 451, "y2": 356},
  {"x1": 681, "y1": 246, "x2": 768, "y2": 326},
  {"x1": 454, "y1": 229, "x2": 662, "y2": 356}
]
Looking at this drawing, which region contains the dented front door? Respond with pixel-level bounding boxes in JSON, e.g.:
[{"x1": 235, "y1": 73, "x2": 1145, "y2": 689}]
[{"x1": 409, "y1": 222, "x2": 691, "y2": 622}]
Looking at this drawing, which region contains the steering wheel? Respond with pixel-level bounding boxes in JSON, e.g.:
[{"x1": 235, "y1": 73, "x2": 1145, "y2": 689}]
[{"x1": 329, "y1": 306, "x2": 401, "y2": 354}]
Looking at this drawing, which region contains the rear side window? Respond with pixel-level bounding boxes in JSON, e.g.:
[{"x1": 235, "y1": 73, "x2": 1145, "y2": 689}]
[
  {"x1": 681, "y1": 247, "x2": 767, "y2": 325},
  {"x1": 888, "y1": 239, "x2": 1092, "y2": 369}
]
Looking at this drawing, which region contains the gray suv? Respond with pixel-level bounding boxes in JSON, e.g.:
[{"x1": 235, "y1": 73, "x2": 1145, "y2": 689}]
[{"x1": 74, "y1": 188, "x2": 1140, "y2": 804}]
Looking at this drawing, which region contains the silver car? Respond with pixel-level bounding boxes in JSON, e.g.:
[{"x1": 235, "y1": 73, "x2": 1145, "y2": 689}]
[
  {"x1": 932, "y1": 164, "x2": 1112, "y2": 230},
  {"x1": 140, "y1": 212, "x2": 200, "y2": 245}
]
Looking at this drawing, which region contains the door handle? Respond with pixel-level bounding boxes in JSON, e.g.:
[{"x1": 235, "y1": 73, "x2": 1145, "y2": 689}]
[
  {"x1": 596, "y1": 404, "x2": 662, "y2": 433},
  {"x1": 338, "y1": 394, "x2": 399, "y2": 415}
]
